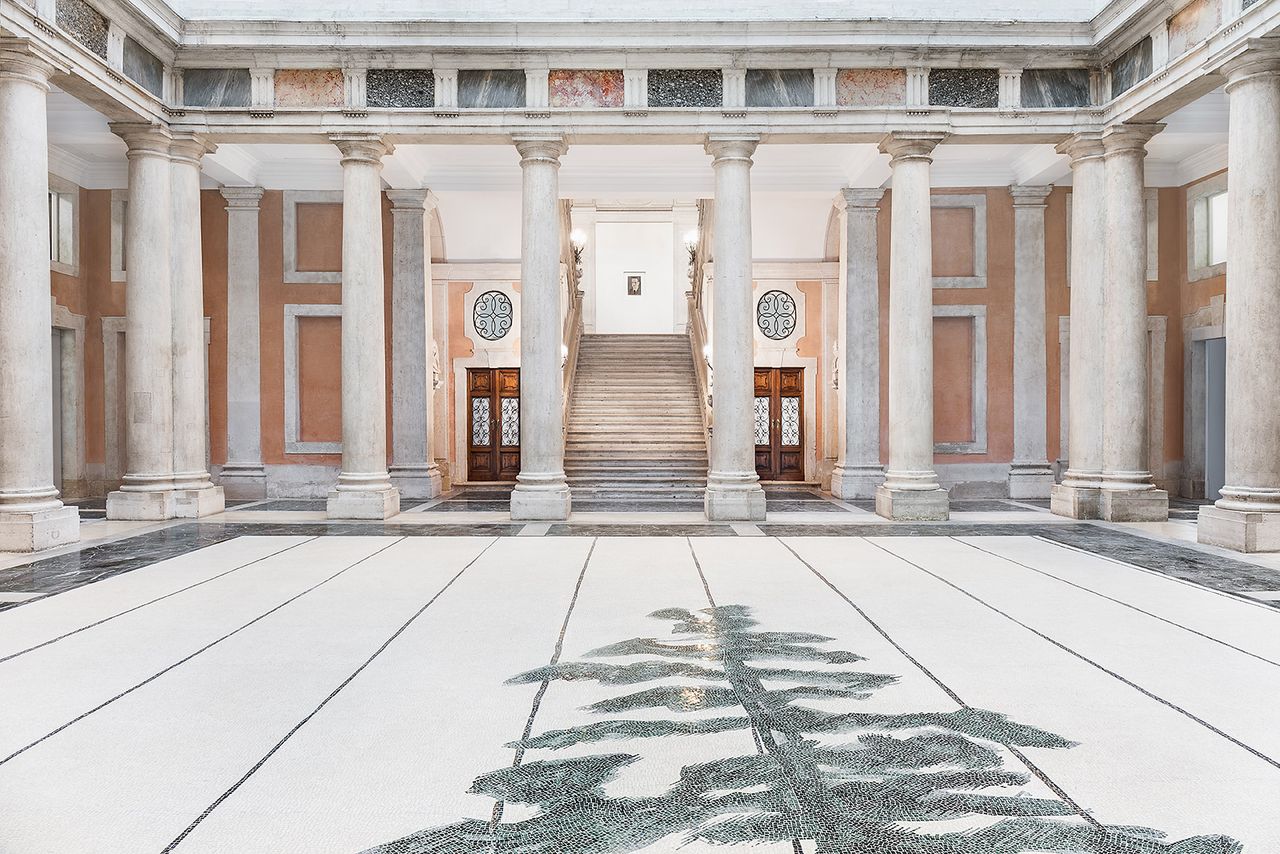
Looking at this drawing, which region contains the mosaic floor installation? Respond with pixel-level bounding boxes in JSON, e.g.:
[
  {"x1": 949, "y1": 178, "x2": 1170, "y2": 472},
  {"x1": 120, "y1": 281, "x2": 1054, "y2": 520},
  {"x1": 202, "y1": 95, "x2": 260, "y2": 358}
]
[{"x1": 1, "y1": 533, "x2": 1277, "y2": 852}]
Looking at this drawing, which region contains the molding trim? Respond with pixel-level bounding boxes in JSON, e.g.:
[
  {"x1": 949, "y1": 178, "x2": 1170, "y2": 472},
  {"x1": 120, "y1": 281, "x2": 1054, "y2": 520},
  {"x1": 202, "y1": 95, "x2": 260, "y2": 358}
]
[
  {"x1": 284, "y1": 303, "x2": 343, "y2": 454},
  {"x1": 283, "y1": 190, "x2": 344, "y2": 284},
  {"x1": 930, "y1": 193, "x2": 988, "y2": 289},
  {"x1": 933, "y1": 303, "x2": 988, "y2": 455}
]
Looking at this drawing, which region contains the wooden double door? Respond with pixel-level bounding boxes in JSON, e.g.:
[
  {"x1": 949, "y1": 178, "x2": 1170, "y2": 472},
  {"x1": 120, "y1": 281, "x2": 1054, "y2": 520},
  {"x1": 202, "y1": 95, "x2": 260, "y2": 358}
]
[
  {"x1": 754, "y1": 367, "x2": 804, "y2": 481},
  {"x1": 467, "y1": 368, "x2": 521, "y2": 482}
]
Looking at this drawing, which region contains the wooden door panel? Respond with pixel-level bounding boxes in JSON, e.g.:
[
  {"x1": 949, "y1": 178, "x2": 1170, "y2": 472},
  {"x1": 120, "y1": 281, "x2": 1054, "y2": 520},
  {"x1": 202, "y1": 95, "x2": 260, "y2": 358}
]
[
  {"x1": 468, "y1": 367, "x2": 520, "y2": 482},
  {"x1": 754, "y1": 367, "x2": 804, "y2": 481}
]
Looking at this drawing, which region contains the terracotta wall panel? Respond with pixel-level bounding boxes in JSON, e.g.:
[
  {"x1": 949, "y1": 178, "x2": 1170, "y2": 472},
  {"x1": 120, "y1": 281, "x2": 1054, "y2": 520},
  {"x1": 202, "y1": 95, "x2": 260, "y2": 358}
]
[
  {"x1": 297, "y1": 316, "x2": 343, "y2": 442},
  {"x1": 295, "y1": 202, "x2": 343, "y2": 272},
  {"x1": 931, "y1": 207, "x2": 976, "y2": 278},
  {"x1": 933, "y1": 316, "x2": 975, "y2": 443}
]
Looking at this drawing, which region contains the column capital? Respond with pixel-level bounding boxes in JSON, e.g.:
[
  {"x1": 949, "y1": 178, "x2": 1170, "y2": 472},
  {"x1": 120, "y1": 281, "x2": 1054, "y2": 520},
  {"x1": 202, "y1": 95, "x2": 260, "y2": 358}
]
[
  {"x1": 1220, "y1": 39, "x2": 1280, "y2": 90},
  {"x1": 1101, "y1": 122, "x2": 1164, "y2": 156},
  {"x1": 1009, "y1": 184, "x2": 1052, "y2": 206},
  {"x1": 0, "y1": 38, "x2": 61, "y2": 88},
  {"x1": 109, "y1": 122, "x2": 174, "y2": 159},
  {"x1": 836, "y1": 187, "x2": 885, "y2": 212},
  {"x1": 169, "y1": 132, "x2": 216, "y2": 166},
  {"x1": 513, "y1": 134, "x2": 568, "y2": 165},
  {"x1": 221, "y1": 186, "x2": 265, "y2": 209},
  {"x1": 386, "y1": 188, "x2": 440, "y2": 213},
  {"x1": 1055, "y1": 132, "x2": 1105, "y2": 164},
  {"x1": 330, "y1": 134, "x2": 392, "y2": 165},
  {"x1": 705, "y1": 134, "x2": 759, "y2": 164},
  {"x1": 878, "y1": 132, "x2": 946, "y2": 164}
]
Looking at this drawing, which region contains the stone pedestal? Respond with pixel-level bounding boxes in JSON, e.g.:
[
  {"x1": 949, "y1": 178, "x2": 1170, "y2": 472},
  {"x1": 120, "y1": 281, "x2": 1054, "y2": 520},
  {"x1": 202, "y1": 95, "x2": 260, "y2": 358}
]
[
  {"x1": 1100, "y1": 487, "x2": 1170, "y2": 522},
  {"x1": 1199, "y1": 506, "x2": 1280, "y2": 553},
  {"x1": 1050, "y1": 484, "x2": 1100, "y2": 519},
  {"x1": 875, "y1": 132, "x2": 949, "y2": 521},
  {"x1": 1008, "y1": 465, "x2": 1055, "y2": 500},
  {"x1": 703, "y1": 135, "x2": 767, "y2": 521}
]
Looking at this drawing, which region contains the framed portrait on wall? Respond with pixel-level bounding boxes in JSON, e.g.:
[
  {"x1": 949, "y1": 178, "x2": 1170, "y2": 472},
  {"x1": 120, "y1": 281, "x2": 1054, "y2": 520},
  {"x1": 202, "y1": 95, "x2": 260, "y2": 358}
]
[{"x1": 626, "y1": 274, "x2": 643, "y2": 296}]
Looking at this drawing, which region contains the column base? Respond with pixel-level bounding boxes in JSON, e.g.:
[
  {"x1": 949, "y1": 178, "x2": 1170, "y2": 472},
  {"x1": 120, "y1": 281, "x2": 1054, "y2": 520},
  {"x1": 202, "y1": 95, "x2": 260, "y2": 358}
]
[
  {"x1": 704, "y1": 480, "x2": 767, "y2": 521},
  {"x1": 1007, "y1": 463, "x2": 1054, "y2": 499},
  {"x1": 1100, "y1": 487, "x2": 1169, "y2": 522},
  {"x1": 1050, "y1": 483, "x2": 1100, "y2": 519},
  {"x1": 830, "y1": 464, "x2": 883, "y2": 501},
  {"x1": 875, "y1": 485, "x2": 949, "y2": 521},
  {"x1": 0, "y1": 504, "x2": 80, "y2": 553},
  {"x1": 327, "y1": 486, "x2": 401, "y2": 520},
  {"x1": 218, "y1": 464, "x2": 267, "y2": 500},
  {"x1": 511, "y1": 482, "x2": 572, "y2": 521},
  {"x1": 390, "y1": 465, "x2": 444, "y2": 500},
  {"x1": 107, "y1": 489, "x2": 177, "y2": 521},
  {"x1": 1197, "y1": 505, "x2": 1280, "y2": 553},
  {"x1": 173, "y1": 485, "x2": 225, "y2": 518}
]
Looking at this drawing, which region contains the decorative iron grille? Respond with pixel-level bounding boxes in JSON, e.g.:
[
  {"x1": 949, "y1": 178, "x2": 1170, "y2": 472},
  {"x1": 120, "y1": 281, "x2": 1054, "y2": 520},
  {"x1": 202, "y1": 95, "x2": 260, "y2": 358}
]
[
  {"x1": 473, "y1": 290, "x2": 513, "y2": 341},
  {"x1": 756, "y1": 290, "x2": 797, "y2": 341}
]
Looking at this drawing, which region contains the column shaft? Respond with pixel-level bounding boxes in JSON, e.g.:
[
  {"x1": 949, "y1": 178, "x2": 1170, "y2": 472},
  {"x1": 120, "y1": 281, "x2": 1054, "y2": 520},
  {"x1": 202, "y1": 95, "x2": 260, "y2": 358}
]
[
  {"x1": 1099, "y1": 124, "x2": 1168, "y2": 521},
  {"x1": 876, "y1": 133, "x2": 949, "y2": 521},
  {"x1": 0, "y1": 41, "x2": 78, "y2": 551},
  {"x1": 1008, "y1": 185, "x2": 1054, "y2": 498},
  {"x1": 704, "y1": 135, "x2": 766, "y2": 521},
  {"x1": 510, "y1": 135, "x2": 572, "y2": 521},
  {"x1": 830, "y1": 188, "x2": 884, "y2": 500},
  {"x1": 1051, "y1": 137, "x2": 1107, "y2": 518},
  {"x1": 220, "y1": 186, "x2": 266, "y2": 498},
  {"x1": 1199, "y1": 51, "x2": 1280, "y2": 551},
  {"x1": 326, "y1": 136, "x2": 399, "y2": 519}
]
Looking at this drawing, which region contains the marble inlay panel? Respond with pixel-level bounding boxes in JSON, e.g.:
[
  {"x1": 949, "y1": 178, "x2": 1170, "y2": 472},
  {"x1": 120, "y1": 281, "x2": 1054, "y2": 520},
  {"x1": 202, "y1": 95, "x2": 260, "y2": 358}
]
[
  {"x1": 56, "y1": 0, "x2": 108, "y2": 59},
  {"x1": 458, "y1": 70, "x2": 525, "y2": 109},
  {"x1": 274, "y1": 69, "x2": 344, "y2": 109},
  {"x1": 1110, "y1": 37, "x2": 1153, "y2": 97},
  {"x1": 648, "y1": 69, "x2": 722, "y2": 108},
  {"x1": 835, "y1": 68, "x2": 907, "y2": 106},
  {"x1": 183, "y1": 69, "x2": 251, "y2": 107},
  {"x1": 745, "y1": 69, "x2": 814, "y2": 107},
  {"x1": 367, "y1": 69, "x2": 434, "y2": 108},
  {"x1": 1021, "y1": 68, "x2": 1091, "y2": 108},
  {"x1": 1169, "y1": 0, "x2": 1223, "y2": 58},
  {"x1": 928, "y1": 68, "x2": 999, "y2": 108},
  {"x1": 548, "y1": 69, "x2": 624, "y2": 108},
  {"x1": 123, "y1": 36, "x2": 163, "y2": 97}
]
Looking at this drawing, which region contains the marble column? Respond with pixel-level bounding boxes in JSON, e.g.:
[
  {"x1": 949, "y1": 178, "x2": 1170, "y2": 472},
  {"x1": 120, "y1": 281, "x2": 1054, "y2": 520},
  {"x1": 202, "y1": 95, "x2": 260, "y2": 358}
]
[
  {"x1": 387, "y1": 189, "x2": 443, "y2": 500},
  {"x1": 704, "y1": 135, "x2": 767, "y2": 521},
  {"x1": 1099, "y1": 124, "x2": 1168, "y2": 522},
  {"x1": 875, "y1": 132, "x2": 949, "y2": 521},
  {"x1": 829, "y1": 187, "x2": 885, "y2": 500},
  {"x1": 326, "y1": 135, "x2": 400, "y2": 519},
  {"x1": 168, "y1": 134, "x2": 224, "y2": 517},
  {"x1": 1199, "y1": 49, "x2": 1280, "y2": 552},
  {"x1": 1008, "y1": 184, "x2": 1054, "y2": 499},
  {"x1": 1051, "y1": 136, "x2": 1107, "y2": 519},
  {"x1": 106, "y1": 123, "x2": 181, "y2": 521},
  {"x1": 219, "y1": 186, "x2": 267, "y2": 498},
  {"x1": 0, "y1": 40, "x2": 79, "y2": 551},
  {"x1": 510, "y1": 135, "x2": 572, "y2": 521}
]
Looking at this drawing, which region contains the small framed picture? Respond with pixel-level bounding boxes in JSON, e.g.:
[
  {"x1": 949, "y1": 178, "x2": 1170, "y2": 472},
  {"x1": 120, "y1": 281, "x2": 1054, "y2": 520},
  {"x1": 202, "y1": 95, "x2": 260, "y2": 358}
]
[{"x1": 626, "y1": 274, "x2": 643, "y2": 296}]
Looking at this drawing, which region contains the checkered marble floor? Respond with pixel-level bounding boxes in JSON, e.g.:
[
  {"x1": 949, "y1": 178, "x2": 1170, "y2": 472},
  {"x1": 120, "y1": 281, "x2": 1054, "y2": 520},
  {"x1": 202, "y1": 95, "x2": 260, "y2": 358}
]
[{"x1": 1, "y1": 531, "x2": 1277, "y2": 852}]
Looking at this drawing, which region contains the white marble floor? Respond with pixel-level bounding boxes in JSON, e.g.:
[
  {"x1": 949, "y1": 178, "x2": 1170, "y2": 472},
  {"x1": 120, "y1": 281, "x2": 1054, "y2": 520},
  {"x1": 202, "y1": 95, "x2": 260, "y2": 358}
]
[{"x1": 1, "y1": 533, "x2": 1276, "y2": 853}]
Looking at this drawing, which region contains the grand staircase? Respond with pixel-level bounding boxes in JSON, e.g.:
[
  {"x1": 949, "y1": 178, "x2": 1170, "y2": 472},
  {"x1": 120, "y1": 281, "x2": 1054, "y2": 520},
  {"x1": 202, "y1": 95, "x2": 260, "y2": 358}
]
[{"x1": 565, "y1": 334, "x2": 708, "y2": 501}]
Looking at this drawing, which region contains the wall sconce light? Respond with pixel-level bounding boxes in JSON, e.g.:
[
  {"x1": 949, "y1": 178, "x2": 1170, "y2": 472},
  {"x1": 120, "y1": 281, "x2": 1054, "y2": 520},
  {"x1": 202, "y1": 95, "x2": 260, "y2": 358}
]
[{"x1": 562, "y1": 342, "x2": 570, "y2": 367}]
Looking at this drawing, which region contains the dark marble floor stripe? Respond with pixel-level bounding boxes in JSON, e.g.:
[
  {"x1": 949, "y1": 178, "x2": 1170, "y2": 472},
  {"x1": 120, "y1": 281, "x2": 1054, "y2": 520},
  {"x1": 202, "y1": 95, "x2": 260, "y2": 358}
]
[
  {"x1": 545, "y1": 524, "x2": 737, "y2": 537},
  {"x1": 0, "y1": 539, "x2": 406, "y2": 769},
  {"x1": 160, "y1": 537, "x2": 501, "y2": 853},
  {"x1": 862, "y1": 538, "x2": 1280, "y2": 774},
  {"x1": 0, "y1": 537, "x2": 315, "y2": 665}
]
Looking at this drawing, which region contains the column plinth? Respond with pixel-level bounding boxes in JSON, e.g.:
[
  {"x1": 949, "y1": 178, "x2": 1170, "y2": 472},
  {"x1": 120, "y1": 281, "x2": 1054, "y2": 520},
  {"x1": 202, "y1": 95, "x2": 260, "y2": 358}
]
[
  {"x1": 704, "y1": 135, "x2": 766, "y2": 521},
  {"x1": 1051, "y1": 135, "x2": 1107, "y2": 518},
  {"x1": 1008, "y1": 184, "x2": 1054, "y2": 499},
  {"x1": 875, "y1": 132, "x2": 949, "y2": 521},
  {"x1": 830, "y1": 188, "x2": 885, "y2": 500},
  {"x1": 0, "y1": 41, "x2": 79, "y2": 549},
  {"x1": 1199, "y1": 50, "x2": 1280, "y2": 551},
  {"x1": 510, "y1": 135, "x2": 572, "y2": 521},
  {"x1": 327, "y1": 135, "x2": 400, "y2": 520}
]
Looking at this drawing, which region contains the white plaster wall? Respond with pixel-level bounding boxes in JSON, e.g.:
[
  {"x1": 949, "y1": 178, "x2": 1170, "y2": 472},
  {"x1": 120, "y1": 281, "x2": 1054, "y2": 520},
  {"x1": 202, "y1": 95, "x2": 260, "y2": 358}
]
[
  {"x1": 593, "y1": 221, "x2": 675, "y2": 334},
  {"x1": 434, "y1": 191, "x2": 523, "y2": 260},
  {"x1": 751, "y1": 192, "x2": 832, "y2": 260}
]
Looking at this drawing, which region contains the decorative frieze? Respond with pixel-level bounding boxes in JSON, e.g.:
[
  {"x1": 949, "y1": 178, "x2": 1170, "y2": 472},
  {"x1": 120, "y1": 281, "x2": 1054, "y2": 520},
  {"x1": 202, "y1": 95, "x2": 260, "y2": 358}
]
[
  {"x1": 56, "y1": 0, "x2": 108, "y2": 59},
  {"x1": 836, "y1": 68, "x2": 907, "y2": 106},
  {"x1": 928, "y1": 68, "x2": 999, "y2": 108},
  {"x1": 458, "y1": 70, "x2": 525, "y2": 108},
  {"x1": 274, "y1": 69, "x2": 343, "y2": 108},
  {"x1": 549, "y1": 69, "x2": 623, "y2": 108},
  {"x1": 183, "y1": 69, "x2": 251, "y2": 107},
  {"x1": 1110, "y1": 37, "x2": 1153, "y2": 97},
  {"x1": 367, "y1": 68, "x2": 434, "y2": 108},
  {"x1": 745, "y1": 69, "x2": 814, "y2": 107},
  {"x1": 122, "y1": 36, "x2": 162, "y2": 96},
  {"x1": 1169, "y1": 0, "x2": 1223, "y2": 59},
  {"x1": 1021, "y1": 68, "x2": 1091, "y2": 108},
  {"x1": 648, "y1": 69, "x2": 722, "y2": 107}
]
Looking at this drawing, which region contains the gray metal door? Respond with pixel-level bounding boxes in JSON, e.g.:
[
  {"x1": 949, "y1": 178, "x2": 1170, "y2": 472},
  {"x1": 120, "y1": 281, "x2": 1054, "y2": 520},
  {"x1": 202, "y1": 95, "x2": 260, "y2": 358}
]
[{"x1": 1205, "y1": 336, "x2": 1226, "y2": 502}]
